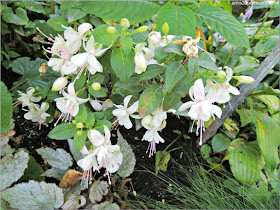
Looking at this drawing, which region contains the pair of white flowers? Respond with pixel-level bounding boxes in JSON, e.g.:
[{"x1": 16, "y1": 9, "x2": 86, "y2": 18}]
[{"x1": 77, "y1": 126, "x2": 122, "y2": 184}]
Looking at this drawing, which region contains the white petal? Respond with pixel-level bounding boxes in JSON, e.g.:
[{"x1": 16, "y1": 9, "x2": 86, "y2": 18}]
[
  {"x1": 67, "y1": 83, "x2": 76, "y2": 96},
  {"x1": 187, "y1": 103, "x2": 201, "y2": 120},
  {"x1": 95, "y1": 45, "x2": 112, "y2": 57},
  {"x1": 80, "y1": 145, "x2": 89, "y2": 155},
  {"x1": 104, "y1": 126, "x2": 111, "y2": 144},
  {"x1": 87, "y1": 55, "x2": 103, "y2": 74},
  {"x1": 119, "y1": 115, "x2": 133, "y2": 129},
  {"x1": 127, "y1": 101, "x2": 139, "y2": 114},
  {"x1": 78, "y1": 23, "x2": 92, "y2": 36},
  {"x1": 88, "y1": 129, "x2": 105, "y2": 147},
  {"x1": 71, "y1": 53, "x2": 89, "y2": 67},
  {"x1": 211, "y1": 105, "x2": 222, "y2": 118},
  {"x1": 193, "y1": 79, "x2": 205, "y2": 100},
  {"x1": 228, "y1": 85, "x2": 240, "y2": 95},
  {"x1": 89, "y1": 99, "x2": 103, "y2": 111},
  {"x1": 123, "y1": 95, "x2": 133, "y2": 108},
  {"x1": 178, "y1": 101, "x2": 194, "y2": 112}
]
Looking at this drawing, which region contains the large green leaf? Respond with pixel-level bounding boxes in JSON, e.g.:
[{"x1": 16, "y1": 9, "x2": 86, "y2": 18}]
[
  {"x1": 73, "y1": 131, "x2": 87, "y2": 153},
  {"x1": 2, "y1": 7, "x2": 29, "y2": 25},
  {"x1": 137, "y1": 64, "x2": 165, "y2": 82},
  {"x1": 75, "y1": 1, "x2": 159, "y2": 23},
  {"x1": 192, "y1": 4, "x2": 249, "y2": 48},
  {"x1": 228, "y1": 139, "x2": 263, "y2": 185},
  {"x1": 0, "y1": 181, "x2": 64, "y2": 209},
  {"x1": 139, "y1": 84, "x2": 163, "y2": 117},
  {"x1": 19, "y1": 155, "x2": 45, "y2": 182},
  {"x1": 89, "y1": 180, "x2": 109, "y2": 203},
  {"x1": 110, "y1": 48, "x2": 135, "y2": 83},
  {"x1": 251, "y1": 110, "x2": 280, "y2": 171},
  {"x1": 253, "y1": 35, "x2": 279, "y2": 57},
  {"x1": 211, "y1": 133, "x2": 231, "y2": 153},
  {"x1": 233, "y1": 56, "x2": 259, "y2": 75},
  {"x1": 163, "y1": 92, "x2": 181, "y2": 111},
  {"x1": 48, "y1": 123, "x2": 77, "y2": 140},
  {"x1": 165, "y1": 62, "x2": 187, "y2": 92},
  {"x1": 1, "y1": 82, "x2": 13, "y2": 133},
  {"x1": 157, "y1": 3, "x2": 196, "y2": 37}
]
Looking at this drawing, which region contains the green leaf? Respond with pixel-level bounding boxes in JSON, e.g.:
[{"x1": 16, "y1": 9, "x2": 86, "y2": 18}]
[
  {"x1": 236, "y1": 109, "x2": 251, "y2": 127},
  {"x1": 165, "y1": 62, "x2": 187, "y2": 92},
  {"x1": 192, "y1": 4, "x2": 249, "y2": 48},
  {"x1": 40, "y1": 168, "x2": 66, "y2": 181},
  {"x1": 161, "y1": 44, "x2": 185, "y2": 56},
  {"x1": 228, "y1": 139, "x2": 263, "y2": 185},
  {"x1": 48, "y1": 123, "x2": 77, "y2": 140},
  {"x1": 92, "y1": 24, "x2": 118, "y2": 46},
  {"x1": 215, "y1": 44, "x2": 243, "y2": 67},
  {"x1": 74, "y1": 104, "x2": 88, "y2": 123},
  {"x1": 211, "y1": 133, "x2": 231, "y2": 153},
  {"x1": 233, "y1": 56, "x2": 259, "y2": 75},
  {"x1": 73, "y1": 131, "x2": 87, "y2": 152},
  {"x1": 67, "y1": 139, "x2": 85, "y2": 163},
  {"x1": 137, "y1": 64, "x2": 165, "y2": 82},
  {"x1": 1, "y1": 82, "x2": 13, "y2": 133},
  {"x1": 130, "y1": 31, "x2": 149, "y2": 43},
  {"x1": 117, "y1": 130, "x2": 136, "y2": 177},
  {"x1": 110, "y1": 48, "x2": 135, "y2": 83},
  {"x1": 73, "y1": 74, "x2": 87, "y2": 92},
  {"x1": 197, "y1": 52, "x2": 218, "y2": 71},
  {"x1": 251, "y1": 110, "x2": 280, "y2": 171},
  {"x1": 19, "y1": 155, "x2": 45, "y2": 182},
  {"x1": 21, "y1": 1, "x2": 46, "y2": 14},
  {"x1": 155, "y1": 151, "x2": 170, "y2": 174},
  {"x1": 172, "y1": 75, "x2": 195, "y2": 95},
  {"x1": 157, "y1": 3, "x2": 196, "y2": 37},
  {"x1": 34, "y1": 20, "x2": 58, "y2": 38},
  {"x1": 0, "y1": 181, "x2": 64, "y2": 209},
  {"x1": 89, "y1": 180, "x2": 109, "y2": 203},
  {"x1": 67, "y1": 8, "x2": 87, "y2": 22},
  {"x1": 76, "y1": 1, "x2": 159, "y2": 23},
  {"x1": 201, "y1": 144, "x2": 212, "y2": 159},
  {"x1": 250, "y1": 86, "x2": 279, "y2": 97},
  {"x1": 88, "y1": 86, "x2": 107, "y2": 98},
  {"x1": 85, "y1": 112, "x2": 95, "y2": 129},
  {"x1": 114, "y1": 77, "x2": 145, "y2": 94},
  {"x1": 188, "y1": 57, "x2": 199, "y2": 76},
  {"x1": 163, "y1": 92, "x2": 181, "y2": 111},
  {"x1": 2, "y1": 7, "x2": 29, "y2": 25},
  {"x1": 94, "y1": 120, "x2": 112, "y2": 133},
  {"x1": 48, "y1": 16, "x2": 68, "y2": 31},
  {"x1": 154, "y1": 46, "x2": 169, "y2": 63},
  {"x1": 253, "y1": 35, "x2": 279, "y2": 57},
  {"x1": 120, "y1": 36, "x2": 133, "y2": 55},
  {"x1": 0, "y1": 144, "x2": 15, "y2": 157},
  {"x1": 36, "y1": 147, "x2": 73, "y2": 170},
  {"x1": 254, "y1": 95, "x2": 280, "y2": 114},
  {"x1": 139, "y1": 84, "x2": 163, "y2": 117},
  {"x1": 0, "y1": 151, "x2": 29, "y2": 191}
]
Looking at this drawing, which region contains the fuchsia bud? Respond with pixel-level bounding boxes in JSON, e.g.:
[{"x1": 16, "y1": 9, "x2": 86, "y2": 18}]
[
  {"x1": 134, "y1": 52, "x2": 147, "y2": 72},
  {"x1": 52, "y1": 77, "x2": 68, "y2": 91}
]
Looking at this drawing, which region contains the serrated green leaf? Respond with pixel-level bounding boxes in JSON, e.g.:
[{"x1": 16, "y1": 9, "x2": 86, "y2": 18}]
[
  {"x1": 110, "y1": 48, "x2": 135, "y2": 83},
  {"x1": 192, "y1": 4, "x2": 249, "y2": 48},
  {"x1": 228, "y1": 139, "x2": 263, "y2": 185},
  {"x1": 157, "y1": 3, "x2": 196, "y2": 37},
  {"x1": 251, "y1": 110, "x2": 280, "y2": 171},
  {"x1": 139, "y1": 84, "x2": 163, "y2": 117},
  {"x1": 165, "y1": 62, "x2": 187, "y2": 92},
  {"x1": 89, "y1": 180, "x2": 109, "y2": 203},
  {"x1": 36, "y1": 147, "x2": 73, "y2": 170},
  {"x1": 92, "y1": 24, "x2": 118, "y2": 46},
  {"x1": 0, "y1": 181, "x2": 64, "y2": 209},
  {"x1": 48, "y1": 123, "x2": 77, "y2": 140},
  {"x1": 0, "y1": 151, "x2": 29, "y2": 191},
  {"x1": 2, "y1": 7, "x2": 29, "y2": 25},
  {"x1": 73, "y1": 131, "x2": 87, "y2": 152},
  {"x1": 211, "y1": 133, "x2": 231, "y2": 153},
  {"x1": 163, "y1": 92, "x2": 181, "y2": 111},
  {"x1": 117, "y1": 130, "x2": 136, "y2": 177},
  {"x1": 76, "y1": 1, "x2": 159, "y2": 23},
  {"x1": 120, "y1": 36, "x2": 133, "y2": 55},
  {"x1": 197, "y1": 52, "x2": 218, "y2": 71},
  {"x1": 137, "y1": 64, "x2": 165, "y2": 82},
  {"x1": 74, "y1": 104, "x2": 88, "y2": 123},
  {"x1": 1, "y1": 82, "x2": 13, "y2": 133},
  {"x1": 85, "y1": 112, "x2": 95, "y2": 129}
]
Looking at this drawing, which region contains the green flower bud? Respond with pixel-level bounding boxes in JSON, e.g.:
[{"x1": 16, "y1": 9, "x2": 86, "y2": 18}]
[
  {"x1": 217, "y1": 70, "x2": 226, "y2": 79},
  {"x1": 135, "y1": 26, "x2": 148, "y2": 33},
  {"x1": 120, "y1": 18, "x2": 130, "y2": 29},
  {"x1": 92, "y1": 82, "x2": 101, "y2": 91},
  {"x1": 162, "y1": 22, "x2": 169, "y2": 36},
  {"x1": 76, "y1": 122, "x2": 84, "y2": 129},
  {"x1": 72, "y1": 120, "x2": 77, "y2": 125},
  {"x1": 77, "y1": 131, "x2": 82, "y2": 136},
  {"x1": 106, "y1": 26, "x2": 116, "y2": 34}
]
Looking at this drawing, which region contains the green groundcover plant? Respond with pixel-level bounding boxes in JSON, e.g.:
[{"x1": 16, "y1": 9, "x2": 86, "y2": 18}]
[{"x1": 1, "y1": 0, "x2": 279, "y2": 209}]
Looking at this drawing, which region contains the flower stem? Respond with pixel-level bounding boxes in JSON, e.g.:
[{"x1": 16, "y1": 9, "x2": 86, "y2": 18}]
[{"x1": 223, "y1": 46, "x2": 235, "y2": 67}]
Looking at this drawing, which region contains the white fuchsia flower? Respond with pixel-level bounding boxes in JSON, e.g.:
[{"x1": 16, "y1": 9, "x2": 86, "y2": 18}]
[
  {"x1": 78, "y1": 126, "x2": 123, "y2": 185},
  {"x1": 179, "y1": 79, "x2": 222, "y2": 146},
  {"x1": 147, "y1": 31, "x2": 175, "y2": 50},
  {"x1": 71, "y1": 36, "x2": 111, "y2": 77},
  {"x1": 54, "y1": 83, "x2": 88, "y2": 125},
  {"x1": 134, "y1": 52, "x2": 147, "y2": 73},
  {"x1": 24, "y1": 102, "x2": 50, "y2": 129},
  {"x1": 89, "y1": 99, "x2": 113, "y2": 112},
  {"x1": 206, "y1": 67, "x2": 240, "y2": 104},
  {"x1": 62, "y1": 23, "x2": 93, "y2": 55},
  {"x1": 142, "y1": 117, "x2": 166, "y2": 157},
  {"x1": 17, "y1": 87, "x2": 41, "y2": 107},
  {"x1": 112, "y1": 95, "x2": 141, "y2": 129}
]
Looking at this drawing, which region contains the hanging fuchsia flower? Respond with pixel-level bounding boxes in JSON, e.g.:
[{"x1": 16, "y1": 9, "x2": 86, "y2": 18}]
[
  {"x1": 179, "y1": 79, "x2": 222, "y2": 146},
  {"x1": 54, "y1": 83, "x2": 88, "y2": 125}
]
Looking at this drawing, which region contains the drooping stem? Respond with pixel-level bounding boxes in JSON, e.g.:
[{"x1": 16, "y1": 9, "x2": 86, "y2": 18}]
[{"x1": 50, "y1": 0, "x2": 55, "y2": 14}]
